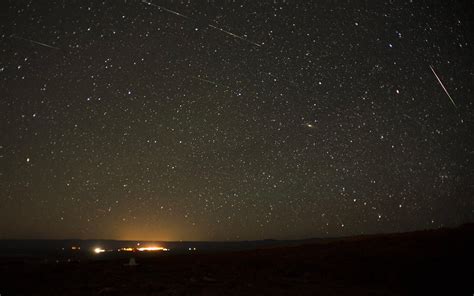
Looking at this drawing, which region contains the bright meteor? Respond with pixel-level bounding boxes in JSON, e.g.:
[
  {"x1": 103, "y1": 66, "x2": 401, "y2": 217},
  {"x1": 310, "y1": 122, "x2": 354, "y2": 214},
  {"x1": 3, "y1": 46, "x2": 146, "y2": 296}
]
[
  {"x1": 208, "y1": 24, "x2": 262, "y2": 47},
  {"x1": 429, "y1": 65, "x2": 457, "y2": 108},
  {"x1": 141, "y1": 0, "x2": 189, "y2": 19}
]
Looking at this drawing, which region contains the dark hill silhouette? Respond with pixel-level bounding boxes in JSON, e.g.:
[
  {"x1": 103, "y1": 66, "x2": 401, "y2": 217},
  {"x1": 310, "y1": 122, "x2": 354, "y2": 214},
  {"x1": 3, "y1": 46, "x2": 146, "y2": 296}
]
[{"x1": 1, "y1": 224, "x2": 472, "y2": 295}]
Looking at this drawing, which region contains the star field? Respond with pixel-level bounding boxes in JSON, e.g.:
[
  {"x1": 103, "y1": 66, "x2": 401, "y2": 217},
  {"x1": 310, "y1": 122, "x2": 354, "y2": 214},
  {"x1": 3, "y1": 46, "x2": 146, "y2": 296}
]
[{"x1": 1, "y1": 0, "x2": 473, "y2": 241}]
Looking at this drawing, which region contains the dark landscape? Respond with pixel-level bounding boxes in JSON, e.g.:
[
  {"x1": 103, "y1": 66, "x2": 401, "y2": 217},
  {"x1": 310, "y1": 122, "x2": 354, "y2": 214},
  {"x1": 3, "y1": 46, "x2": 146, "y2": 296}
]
[{"x1": 1, "y1": 224, "x2": 472, "y2": 295}]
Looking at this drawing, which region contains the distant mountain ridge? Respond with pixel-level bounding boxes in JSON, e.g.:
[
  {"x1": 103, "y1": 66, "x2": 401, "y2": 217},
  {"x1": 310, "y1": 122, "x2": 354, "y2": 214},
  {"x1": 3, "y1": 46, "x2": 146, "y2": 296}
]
[{"x1": 1, "y1": 223, "x2": 472, "y2": 255}]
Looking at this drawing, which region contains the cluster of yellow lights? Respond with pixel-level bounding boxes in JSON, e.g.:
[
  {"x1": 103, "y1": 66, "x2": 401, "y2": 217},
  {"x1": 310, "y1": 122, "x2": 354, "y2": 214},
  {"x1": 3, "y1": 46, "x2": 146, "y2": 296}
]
[
  {"x1": 116, "y1": 246, "x2": 169, "y2": 252},
  {"x1": 118, "y1": 247, "x2": 135, "y2": 252},
  {"x1": 137, "y1": 246, "x2": 166, "y2": 251},
  {"x1": 94, "y1": 246, "x2": 169, "y2": 254}
]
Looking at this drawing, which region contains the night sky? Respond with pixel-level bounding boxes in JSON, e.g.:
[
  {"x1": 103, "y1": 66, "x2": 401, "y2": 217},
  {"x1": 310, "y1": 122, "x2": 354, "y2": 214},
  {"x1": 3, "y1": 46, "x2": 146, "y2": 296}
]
[{"x1": 1, "y1": 0, "x2": 473, "y2": 241}]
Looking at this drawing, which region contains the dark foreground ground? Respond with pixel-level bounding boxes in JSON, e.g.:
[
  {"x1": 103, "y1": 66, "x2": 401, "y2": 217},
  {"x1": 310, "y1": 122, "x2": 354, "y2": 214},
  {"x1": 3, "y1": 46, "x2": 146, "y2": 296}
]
[{"x1": 1, "y1": 225, "x2": 473, "y2": 296}]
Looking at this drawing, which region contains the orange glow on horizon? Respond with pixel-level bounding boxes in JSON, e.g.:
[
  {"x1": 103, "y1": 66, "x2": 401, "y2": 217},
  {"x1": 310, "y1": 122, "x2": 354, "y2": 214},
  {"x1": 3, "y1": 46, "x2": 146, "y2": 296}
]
[{"x1": 116, "y1": 222, "x2": 205, "y2": 242}]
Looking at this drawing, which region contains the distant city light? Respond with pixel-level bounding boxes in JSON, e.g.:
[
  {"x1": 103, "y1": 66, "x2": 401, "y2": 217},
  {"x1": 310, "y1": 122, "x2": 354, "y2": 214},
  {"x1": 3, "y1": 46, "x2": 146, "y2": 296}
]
[
  {"x1": 94, "y1": 245, "x2": 169, "y2": 253},
  {"x1": 118, "y1": 247, "x2": 135, "y2": 252},
  {"x1": 94, "y1": 247, "x2": 105, "y2": 254},
  {"x1": 118, "y1": 246, "x2": 169, "y2": 252}
]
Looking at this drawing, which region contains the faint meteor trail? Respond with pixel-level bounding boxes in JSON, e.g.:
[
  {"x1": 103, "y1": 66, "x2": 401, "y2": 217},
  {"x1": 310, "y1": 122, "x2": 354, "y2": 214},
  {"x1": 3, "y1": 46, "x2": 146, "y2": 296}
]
[
  {"x1": 141, "y1": 1, "x2": 261, "y2": 48},
  {"x1": 192, "y1": 76, "x2": 233, "y2": 91},
  {"x1": 141, "y1": 0, "x2": 189, "y2": 19},
  {"x1": 429, "y1": 65, "x2": 457, "y2": 108},
  {"x1": 11, "y1": 35, "x2": 60, "y2": 50},
  {"x1": 192, "y1": 76, "x2": 218, "y2": 86},
  {"x1": 191, "y1": 76, "x2": 245, "y2": 97},
  {"x1": 208, "y1": 24, "x2": 261, "y2": 47}
]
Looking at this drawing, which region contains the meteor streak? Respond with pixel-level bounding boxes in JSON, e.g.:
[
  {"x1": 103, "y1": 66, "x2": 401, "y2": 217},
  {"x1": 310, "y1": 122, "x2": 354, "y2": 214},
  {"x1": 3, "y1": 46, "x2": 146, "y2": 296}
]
[
  {"x1": 192, "y1": 76, "x2": 218, "y2": 86},
  {"x1": 141, "y1": 0, "x2": 189, "y2": 19},
  {"x1": 208, "y1": 24, "x2": 261, "y2": 47},
  {"x1": 11, "y1": 35, "x2": 60, "y2": 50},
  {"x1": 429, "y1": 65, "x2": 457, "y2": 108},
  {"x1": 141, "y1": 1, "x2": 261, "y2": 48}
]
